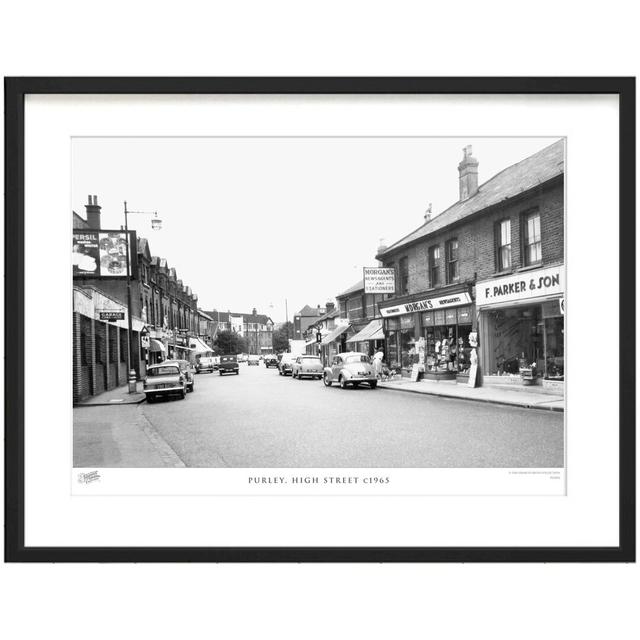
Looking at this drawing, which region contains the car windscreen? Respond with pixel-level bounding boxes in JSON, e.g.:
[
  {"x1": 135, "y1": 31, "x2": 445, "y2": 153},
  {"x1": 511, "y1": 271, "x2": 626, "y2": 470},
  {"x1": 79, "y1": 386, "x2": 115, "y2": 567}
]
[
  {"x1": 343, "y1": 355, "x2": 371, "y2": 364},
  {"x1": 301, "y1": 357, "x2": 320, "y2": 362},
  {"x1": 221, "y1": 356, "x2": 236, "y2": 362},
  {"x1": 148, "y1": 366, "x2": 180, "y2": 376}
]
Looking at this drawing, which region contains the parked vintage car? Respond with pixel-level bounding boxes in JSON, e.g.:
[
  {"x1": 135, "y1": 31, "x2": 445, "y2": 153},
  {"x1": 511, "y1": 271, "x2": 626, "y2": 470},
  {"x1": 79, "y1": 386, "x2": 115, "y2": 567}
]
[
  {"x1": 143, "y1": 363, "x2": 188, "y2": 402},
  {"x1": 219, "y1": 354, "x2": 240, "y2": 375},
  {"x1": 323, "y1": 352, "x2": 378, "y2": 389},
  {"x1": 291, "y1": 355, "x2": 323, "y2": 380},
  {"x1": 278, "y1": 353, "x2": 297, "y2": 376},
  {"x1": 163, "y1": 359, "x2": 195, "y2": 392},
  {"x1": 264, "y1": 354, "x2": 279, "y2": 368},
  {"x1": 247, "y1": 355, "x2": 260, "y2": 366},
  {"x1": 195, "y1": 354, "x2": 216, "y2": 374}
]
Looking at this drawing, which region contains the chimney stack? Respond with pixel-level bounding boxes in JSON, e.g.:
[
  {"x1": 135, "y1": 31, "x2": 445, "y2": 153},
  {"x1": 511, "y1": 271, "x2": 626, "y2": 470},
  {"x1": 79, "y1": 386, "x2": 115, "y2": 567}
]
[
  {"x1": 424, "y1": 203, "x2": 432, "y2": 223},
  {"x1": 326, "y1": 301, "x2": 335, "y2": 313},
  {"x1": 85, "y1": 195, "x2": 101, "y2": 229},
  {"x1": 458, "y1": 145, "x2": 479, "y2": 201},
  {"x1": 377, "y1": 238, "x2": 388, "y2": 267}
]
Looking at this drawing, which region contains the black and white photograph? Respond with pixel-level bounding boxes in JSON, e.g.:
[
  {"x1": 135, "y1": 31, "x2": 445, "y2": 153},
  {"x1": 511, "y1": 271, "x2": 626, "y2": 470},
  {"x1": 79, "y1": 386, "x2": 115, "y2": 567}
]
[
  {"x1": 6, "y1": 77, "x2": 632, "y2": 563},
  {"x1": 71, "y1": 136, "x2": 566, "y2": 478}
]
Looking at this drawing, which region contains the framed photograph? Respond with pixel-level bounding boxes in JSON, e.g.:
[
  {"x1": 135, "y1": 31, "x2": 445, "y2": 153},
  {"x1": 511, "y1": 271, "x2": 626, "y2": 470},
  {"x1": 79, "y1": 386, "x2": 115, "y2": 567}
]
[{"x1": 4, "y1": 77, "x2": 635, "y2": 562}]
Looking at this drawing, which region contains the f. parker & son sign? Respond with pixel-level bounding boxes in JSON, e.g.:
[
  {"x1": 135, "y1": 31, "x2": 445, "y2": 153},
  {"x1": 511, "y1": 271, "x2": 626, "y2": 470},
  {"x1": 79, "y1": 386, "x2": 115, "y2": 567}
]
[{"x1": 476, "y1": 265, "x2": 565, "y2": 307}]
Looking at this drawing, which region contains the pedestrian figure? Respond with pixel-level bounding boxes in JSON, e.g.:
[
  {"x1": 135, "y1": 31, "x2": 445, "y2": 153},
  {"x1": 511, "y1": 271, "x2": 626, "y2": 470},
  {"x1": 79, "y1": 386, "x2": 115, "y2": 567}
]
[{"x1": 373, "y1": 348, "x2": 384, "y2": 379}]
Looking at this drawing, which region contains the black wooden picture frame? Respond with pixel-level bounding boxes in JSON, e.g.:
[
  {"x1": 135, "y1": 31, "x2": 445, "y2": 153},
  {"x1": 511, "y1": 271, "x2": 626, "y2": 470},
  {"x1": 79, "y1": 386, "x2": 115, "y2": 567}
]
[{"x1": 4, "y1": 77, "x2": 635, "y2": 562}]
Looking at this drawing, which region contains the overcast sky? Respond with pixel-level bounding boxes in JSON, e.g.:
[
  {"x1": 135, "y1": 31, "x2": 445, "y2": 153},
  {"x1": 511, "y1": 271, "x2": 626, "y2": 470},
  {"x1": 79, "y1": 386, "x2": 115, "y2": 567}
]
[{"x1": 72, "y1": 136, "x2": 560, "y2": 323}]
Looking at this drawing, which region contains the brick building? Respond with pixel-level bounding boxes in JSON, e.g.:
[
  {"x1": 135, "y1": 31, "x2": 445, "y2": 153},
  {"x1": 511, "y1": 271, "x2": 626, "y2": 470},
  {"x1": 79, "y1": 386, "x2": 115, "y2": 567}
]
[
  {"x1": 377, "y1": 140, "x2": 564, "y2": 386},
  {"x1": 202, "y1": 309, "x2": 274, "y2": 354},
  {"x1": 73, "y1": 196, "x2": 204, "y2": 402},
  {"x1": 293, "y1": 304, "x2": 326, "y2": 340}
]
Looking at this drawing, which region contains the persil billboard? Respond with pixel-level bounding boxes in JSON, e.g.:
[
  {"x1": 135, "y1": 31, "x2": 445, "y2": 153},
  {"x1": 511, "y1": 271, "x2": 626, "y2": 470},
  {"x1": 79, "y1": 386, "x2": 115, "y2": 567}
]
[{"x1": 72, "y1": 229, "x2": 137, "y2": 278}]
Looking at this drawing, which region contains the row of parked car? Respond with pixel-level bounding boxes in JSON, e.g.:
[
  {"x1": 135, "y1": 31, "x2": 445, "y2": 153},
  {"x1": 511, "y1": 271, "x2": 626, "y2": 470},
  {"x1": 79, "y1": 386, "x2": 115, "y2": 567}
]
[
  {"x1": 143, "y1": 353, "x2": 245, "y2": 402},
  {"x1": 272, "y1": 352, "x2": 379, "y2": 389}
]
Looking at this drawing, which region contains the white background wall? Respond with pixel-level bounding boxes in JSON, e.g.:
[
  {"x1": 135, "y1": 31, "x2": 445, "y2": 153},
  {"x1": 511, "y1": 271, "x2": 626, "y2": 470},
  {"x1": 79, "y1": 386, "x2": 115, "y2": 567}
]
[{"x1": 1, "y1": 2, "x2": 638, "y2": 639}]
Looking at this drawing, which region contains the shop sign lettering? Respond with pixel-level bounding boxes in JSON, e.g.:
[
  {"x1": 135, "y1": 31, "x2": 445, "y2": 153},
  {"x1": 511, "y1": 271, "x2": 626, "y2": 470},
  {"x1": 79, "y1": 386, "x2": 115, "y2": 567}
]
[
  {"x1": 363, "y1": 267, "x2": 396, "y2": 294},
  {"x1": 380, "y1": 292, "x2": 472, "y2": 318},
  {"x1": 476, "y1": 266, "x2": 565, "y2": 307}
]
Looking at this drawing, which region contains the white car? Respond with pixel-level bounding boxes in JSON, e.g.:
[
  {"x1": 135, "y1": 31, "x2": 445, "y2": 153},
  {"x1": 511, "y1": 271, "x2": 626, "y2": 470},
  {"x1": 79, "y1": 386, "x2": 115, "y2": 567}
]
[
  {"x1": 291, "y1": 355, "x2": 323, "y2": 380},
  {"x1": 323, "y1": 352, "x2": 378, "y2": 389}
]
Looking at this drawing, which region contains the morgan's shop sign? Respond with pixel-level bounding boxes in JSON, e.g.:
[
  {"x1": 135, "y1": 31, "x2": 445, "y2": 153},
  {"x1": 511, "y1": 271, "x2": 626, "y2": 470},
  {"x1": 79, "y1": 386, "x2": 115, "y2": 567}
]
[
  {"x1": 476, "y1": 265, "x2": 565, "y2": 307},
  {"x1": 380, "y1": 292, "x2": 472, "y2": 317},
  {"x1": 363, "y1": 267, "x2": 396, "y2": 294}
]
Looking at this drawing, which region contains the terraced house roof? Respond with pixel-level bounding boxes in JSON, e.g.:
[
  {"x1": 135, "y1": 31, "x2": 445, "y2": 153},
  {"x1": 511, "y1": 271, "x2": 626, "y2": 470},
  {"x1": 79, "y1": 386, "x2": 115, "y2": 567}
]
[{"x1": 377, "y1": 139, "x2": 564, "y2": 258}]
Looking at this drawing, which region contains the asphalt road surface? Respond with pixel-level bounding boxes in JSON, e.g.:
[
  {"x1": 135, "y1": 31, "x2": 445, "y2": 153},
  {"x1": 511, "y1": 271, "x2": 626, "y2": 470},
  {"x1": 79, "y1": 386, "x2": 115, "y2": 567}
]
[{"x1": 74, "y1": 361, "x2": 564, "y2": 468}]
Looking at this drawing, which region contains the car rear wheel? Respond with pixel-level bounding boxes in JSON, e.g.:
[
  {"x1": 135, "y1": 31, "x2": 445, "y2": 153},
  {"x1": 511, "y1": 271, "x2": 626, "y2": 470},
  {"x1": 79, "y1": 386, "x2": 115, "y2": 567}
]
[
  {"x1": 323, "y1": 373, "x2": 332, "y2": 387},
  {"x1": 339, "y1": 376, "x2": 348, "y2": 389},
  {"x1": 370, "y1": 381, "x2": 378, "y2": 389}
]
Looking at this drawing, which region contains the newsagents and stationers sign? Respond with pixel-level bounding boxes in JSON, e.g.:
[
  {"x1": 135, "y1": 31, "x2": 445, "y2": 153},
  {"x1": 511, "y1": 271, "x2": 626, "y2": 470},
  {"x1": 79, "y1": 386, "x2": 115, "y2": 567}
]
[
  {"x1": 363, "y1": 267, "x2": 396, "y2": 294},
  {"x1": 380, "y1": 292, "x2": 472, "y2": 318},
  {"x1": 476, "y1": 265, "x2": 565, "y2": 307}
]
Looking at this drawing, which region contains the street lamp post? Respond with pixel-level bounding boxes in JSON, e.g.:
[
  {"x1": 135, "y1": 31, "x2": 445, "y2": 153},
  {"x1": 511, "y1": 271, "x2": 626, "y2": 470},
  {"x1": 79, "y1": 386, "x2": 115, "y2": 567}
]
[{"x1": 123, "y1": 201, "x2": 162, "y2": 392}]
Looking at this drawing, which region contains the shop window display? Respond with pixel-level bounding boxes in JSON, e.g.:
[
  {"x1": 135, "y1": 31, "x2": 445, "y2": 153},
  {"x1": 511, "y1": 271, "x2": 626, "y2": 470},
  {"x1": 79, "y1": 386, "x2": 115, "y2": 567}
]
[
  {"x1": 421, "y1": 306, "x2": 473, "y2": 374},
  {"x1": 544, "y1": 316, "x2": 564, "y2": 380},
  {"x1": 484, "y1": 305, "x2": 551, "y2": 377}
]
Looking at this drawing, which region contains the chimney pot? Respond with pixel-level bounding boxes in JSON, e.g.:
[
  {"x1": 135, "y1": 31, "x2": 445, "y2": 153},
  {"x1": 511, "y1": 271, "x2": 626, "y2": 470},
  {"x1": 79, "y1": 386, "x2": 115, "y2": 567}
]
[{"x1": 458, "y1": 145, "x2": 479, "y2": 201}]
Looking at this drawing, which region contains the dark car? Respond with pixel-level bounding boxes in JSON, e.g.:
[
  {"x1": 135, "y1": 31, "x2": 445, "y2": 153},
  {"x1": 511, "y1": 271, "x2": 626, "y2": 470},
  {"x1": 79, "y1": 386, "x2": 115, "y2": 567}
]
[
  {"x1": 264, "y1": 354, "x2": 279, "y2": 368},
  {"x1": 164, "y1": 359, "x2": 195, "y2": 392},
  {"x1": 278, "y1": 353, "x2": 297, "y2": 376},
  {"x1": 219, "y1": 354, "x2": 239, "y2": 375}
]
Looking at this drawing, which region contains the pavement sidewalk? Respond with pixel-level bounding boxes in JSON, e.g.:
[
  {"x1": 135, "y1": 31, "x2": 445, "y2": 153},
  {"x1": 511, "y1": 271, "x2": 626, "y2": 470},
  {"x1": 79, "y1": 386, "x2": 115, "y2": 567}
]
[
  {"x1": 378, "y1": 377, "x2": 564, "y2": 411},
  {"x1": 75, "y1": 382, "x2": 146, "y2": 407}
]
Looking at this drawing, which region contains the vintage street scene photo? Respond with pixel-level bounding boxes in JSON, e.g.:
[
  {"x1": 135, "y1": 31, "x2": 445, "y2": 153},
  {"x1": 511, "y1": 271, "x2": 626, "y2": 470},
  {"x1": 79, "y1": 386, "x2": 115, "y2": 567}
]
[{"x1": 72, "y1": 137, "x2": 565, "y2": 470}]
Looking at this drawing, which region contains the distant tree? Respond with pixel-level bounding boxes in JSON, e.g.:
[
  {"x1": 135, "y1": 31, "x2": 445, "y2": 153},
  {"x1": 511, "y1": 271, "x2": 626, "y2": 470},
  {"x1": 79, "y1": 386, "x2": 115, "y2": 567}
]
[
  {"x1": 214, "y1": 330, "x2": 248, "y2": 355},
  {"x1": 271, "y1": 321, "x2": 294, "y2": 353}
]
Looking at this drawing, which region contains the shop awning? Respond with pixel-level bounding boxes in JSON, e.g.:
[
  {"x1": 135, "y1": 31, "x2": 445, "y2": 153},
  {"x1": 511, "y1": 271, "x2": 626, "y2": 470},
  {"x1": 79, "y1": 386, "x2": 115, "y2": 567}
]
[
  {"x1": 346, "y1": 319, "x2": 384, "y2": 343},
  {"x1": 189, "y1": 337, "x2": 214, "y2": 354},
  {"x1": 149, "y1": 339, "x2": 165, "y2": 353},
  {"x1": 320, "y1": 324, "x2": 350, "y2": 345}
]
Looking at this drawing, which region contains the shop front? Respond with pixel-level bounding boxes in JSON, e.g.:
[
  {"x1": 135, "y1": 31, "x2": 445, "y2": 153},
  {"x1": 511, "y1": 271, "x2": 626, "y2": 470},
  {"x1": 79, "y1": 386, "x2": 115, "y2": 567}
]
[
  {"x1": 380, "y1": 287, "x2": 475, "y2": 378},
  {"x1": 319, "y1": 322, "x2": 350, "y2": 366},
  {"x1": 345, "y1": 318, "x2": 385, "y2": 356},
  {"x1": 476, "y1": 264, "x2": 565, "y2": 388}
]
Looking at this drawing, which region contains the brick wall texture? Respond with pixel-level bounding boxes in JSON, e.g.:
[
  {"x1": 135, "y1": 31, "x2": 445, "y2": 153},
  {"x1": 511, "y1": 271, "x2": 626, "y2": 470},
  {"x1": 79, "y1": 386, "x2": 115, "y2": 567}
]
[{"x1": 383, "y1": 179, "x2": 564, "y2": 297}]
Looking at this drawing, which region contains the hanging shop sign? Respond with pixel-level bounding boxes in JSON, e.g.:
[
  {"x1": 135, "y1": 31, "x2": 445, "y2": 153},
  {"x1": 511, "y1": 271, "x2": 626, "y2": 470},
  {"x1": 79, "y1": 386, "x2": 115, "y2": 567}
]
[
  {"x1": 379, "y1": 292, "x2": 472, "y2": 318},
  {"x1": 476, "y1": 265, "x2": 565, "y2": 307},
  {"x1": 363, "y1": 267, "x2": 396, "y2": 294},
  {"x1": 72, "y1": 229, "x2": 136, "y2": 278}
]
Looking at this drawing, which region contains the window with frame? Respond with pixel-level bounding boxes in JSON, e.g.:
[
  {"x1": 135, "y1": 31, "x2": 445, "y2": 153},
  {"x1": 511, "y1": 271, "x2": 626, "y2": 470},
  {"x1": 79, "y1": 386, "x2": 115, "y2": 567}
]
[
  {"x1": 428, "y1": 246, "x2": 440, "y2": 287},
  {"x1": 399, "y1": 257, "x2": 409, "y2": 295},
  {"x1": 523, "y1": 210, "x2": 542, "y2": 265},
  {"x1": 446, "y1": 239, "x2": 459, "y2": 283},
  {"x1": 496, "y1": 219, "x2": 512, "y2": 271}
]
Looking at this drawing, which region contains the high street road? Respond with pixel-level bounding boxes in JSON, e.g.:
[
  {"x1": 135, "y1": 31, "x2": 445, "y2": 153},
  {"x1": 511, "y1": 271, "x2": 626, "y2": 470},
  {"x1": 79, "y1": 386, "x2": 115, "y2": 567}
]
[{"x1": 74, "y1": 361, "x2": 564, "y2": 468}]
